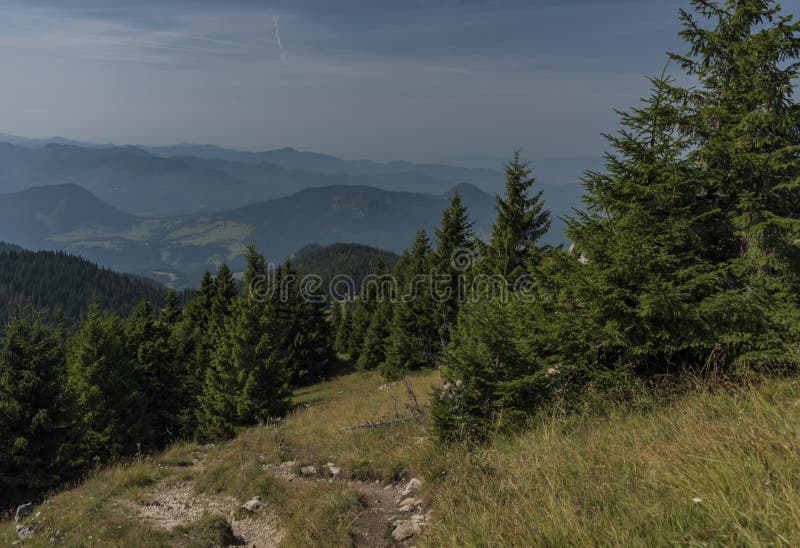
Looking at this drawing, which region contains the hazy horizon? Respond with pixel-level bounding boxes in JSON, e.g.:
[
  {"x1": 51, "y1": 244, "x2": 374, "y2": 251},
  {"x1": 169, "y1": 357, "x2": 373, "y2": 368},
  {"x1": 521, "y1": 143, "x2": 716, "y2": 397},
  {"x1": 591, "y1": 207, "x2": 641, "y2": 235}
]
[{"x1": 0, "y1": 0, "x2": 688, "y2": 165}]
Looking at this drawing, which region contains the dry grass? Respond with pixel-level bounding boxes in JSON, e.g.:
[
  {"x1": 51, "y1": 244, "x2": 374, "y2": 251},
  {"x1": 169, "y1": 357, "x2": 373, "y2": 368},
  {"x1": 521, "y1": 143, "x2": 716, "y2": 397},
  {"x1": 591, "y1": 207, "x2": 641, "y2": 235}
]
[
  {"x1": 0, "y1": 369, "x2": 440, "y2": 547},
  {"x1": 281, "y1": 370, "x2": 440, "y2": 480},
  {"x1": 421, "y1": 378, "x2": 800, "y2": 546},
  {"x1": 4, "y1": 368, "x2": 800, "y2": 546}
]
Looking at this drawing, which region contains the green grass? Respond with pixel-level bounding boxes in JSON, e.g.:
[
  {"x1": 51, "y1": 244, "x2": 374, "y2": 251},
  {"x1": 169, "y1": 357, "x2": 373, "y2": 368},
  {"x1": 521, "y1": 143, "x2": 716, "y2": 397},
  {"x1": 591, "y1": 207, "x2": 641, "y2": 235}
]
[
  {"x1": 421, "y1": 378, "x2": 800, "y2": 546},
  {"x1": 4, "y1": 369, "x2": 800, "y2": 546}
]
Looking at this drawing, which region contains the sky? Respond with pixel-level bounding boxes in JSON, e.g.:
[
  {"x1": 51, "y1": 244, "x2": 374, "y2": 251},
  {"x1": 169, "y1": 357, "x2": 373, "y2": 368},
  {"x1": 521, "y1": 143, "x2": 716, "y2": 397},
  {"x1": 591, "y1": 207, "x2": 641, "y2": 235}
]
[{"x1": 0, "y1": 0, "x2": 703, "y2": 166}]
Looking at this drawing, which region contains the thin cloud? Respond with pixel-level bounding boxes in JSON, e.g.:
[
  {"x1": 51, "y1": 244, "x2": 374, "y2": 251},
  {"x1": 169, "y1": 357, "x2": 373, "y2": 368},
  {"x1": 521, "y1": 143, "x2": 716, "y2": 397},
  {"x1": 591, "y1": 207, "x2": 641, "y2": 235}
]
[{"x1": 273, "y1": 16, "x2": 286, "y2": 64}]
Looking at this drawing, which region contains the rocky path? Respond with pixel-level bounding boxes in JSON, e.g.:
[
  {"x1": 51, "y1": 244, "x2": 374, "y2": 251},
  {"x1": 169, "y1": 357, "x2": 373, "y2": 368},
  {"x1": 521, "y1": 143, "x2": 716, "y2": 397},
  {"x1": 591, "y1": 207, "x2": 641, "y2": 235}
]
[
  {"x1": 123, "y1": 447, "x2": 429, "y2": 547},
  {"x1": 263, "y1": 461, "x2": 430, "y2": 546}
]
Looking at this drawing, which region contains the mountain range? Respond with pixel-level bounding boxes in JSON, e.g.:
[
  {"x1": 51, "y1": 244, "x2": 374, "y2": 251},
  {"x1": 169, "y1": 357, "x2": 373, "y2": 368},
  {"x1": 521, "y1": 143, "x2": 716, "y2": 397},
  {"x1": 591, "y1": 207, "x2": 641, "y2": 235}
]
[
  {"x1": 0, "y1": 134, "x2": 585, "y2": 287},
  {"x1": 0, "y1": 139, "x2": 506, "y2": 216},
  {"x1": 0, "y1": 182, "x2": 497, "y2": 287}
]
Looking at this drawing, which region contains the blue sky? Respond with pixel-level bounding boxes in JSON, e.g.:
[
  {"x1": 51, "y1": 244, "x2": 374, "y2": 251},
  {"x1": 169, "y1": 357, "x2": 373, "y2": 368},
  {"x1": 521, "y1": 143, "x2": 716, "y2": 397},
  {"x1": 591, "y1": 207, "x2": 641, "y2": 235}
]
[{"x1": 0, "y1": 0, "x2": 699, "y2": 165}]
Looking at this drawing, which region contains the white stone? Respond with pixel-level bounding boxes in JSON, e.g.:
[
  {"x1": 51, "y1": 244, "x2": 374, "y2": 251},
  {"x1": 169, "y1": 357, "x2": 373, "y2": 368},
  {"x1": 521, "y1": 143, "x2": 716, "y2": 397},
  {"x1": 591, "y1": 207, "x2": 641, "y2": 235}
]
[
  {"x1": 241, "y1": 496, "x2": 264, "y2": 512},
  {"x1": 325, "y1": 462, "x2": 341, "y2": 477},
  {"x1": 401, "y1": 477, "x2": 423, "y2": 497},
  {"x1": 400, "y1": 497, "x2": 421, "y2": 507},
  {"x1": 392, "y1": 521, "x2": 421, "y2": 542},
  {"x1": 16, "y1": 525, "x2": 34, "y2": 540},
  {"x1": 15, "y1": 503, "x2": 33, "y2": 523}
]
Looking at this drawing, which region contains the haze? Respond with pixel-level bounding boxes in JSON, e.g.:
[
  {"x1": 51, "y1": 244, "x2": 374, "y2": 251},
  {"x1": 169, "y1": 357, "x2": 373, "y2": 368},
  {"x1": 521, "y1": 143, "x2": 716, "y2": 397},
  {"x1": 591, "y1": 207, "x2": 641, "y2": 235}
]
[{"x1": 0, "y1": 0, "x2": 689, "y2": 167}]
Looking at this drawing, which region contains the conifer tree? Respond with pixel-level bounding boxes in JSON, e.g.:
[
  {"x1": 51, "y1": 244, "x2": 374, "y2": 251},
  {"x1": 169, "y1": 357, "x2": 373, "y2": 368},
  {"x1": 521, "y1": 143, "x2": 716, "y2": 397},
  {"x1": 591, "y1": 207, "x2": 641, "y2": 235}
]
[
  {"x1": 242, "y1": 243, "x2": 268, "y2": 299},
  {"x1": 211, "y1": 263, "x2": 238, "y2": 332},
  {"x1": 171, "y1": 271, "x2": 215, "y2": 437},
  {"x1": 564, "y1": 73, "x2": 716, "y2": 374},
  {"x1": 67, "y1": 304, "x2": 140, "y2": 460},
  {"x1": 126, "y1": 301, "x2": 178, "y2": 449},
  {"x1": 346, "y1": 300, "x2": 371, "y2": 362},
  {"x1": 197, "y1": 263, "x2": 242, "y2": 440},
  {"x1": 159, "y1": 289, "x2": 182, "y2": 326},
  {"x1": 329, "y1": 300, "x2": 343, "y2": 342},
  {"x1": 235, "y1": 249, "x2": 292, "y2": 421},
  {"x1": 334, "y1": 302, "x2": 353, "y2": 355},
  {"x1": 381, "y1": 230, "x2": 438, "y2": 379},
  {"x1": 484, "y1": 151, "x2": 551, "y2": 283},
  {"x1": 435, "y1": 192, "x2": 476, "y2": 349},
  {"x1": 356, "y1": 302, "x2": 393, "y2": 371},
  {"x1": 234, "y1": 299, "x2": 291, "y2": 424},
  {"x1": 197, "y1": 310, "x2": 241, "y2": 442},
  {"x1": 0, "y1": 308, "x2": 82, "y2": 506},
  {"x1": 670, "y1": 0, "x2": 800, "y2": 365},
  {"x1": 355, "y1": 259, "x2": 396, "y2": 370},
  {"x1": 277, "y1": 262, "x2": 334, "y2": 385}
]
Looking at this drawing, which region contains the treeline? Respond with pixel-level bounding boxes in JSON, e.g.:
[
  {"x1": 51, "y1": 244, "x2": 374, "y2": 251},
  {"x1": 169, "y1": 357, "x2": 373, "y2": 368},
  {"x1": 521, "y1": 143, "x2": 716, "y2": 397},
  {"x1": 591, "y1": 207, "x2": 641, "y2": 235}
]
[
  {"x1": 0, "y1": 246, "x2": 185, "y2": 327},
  {"x1": 335, "y1": 0, "x2": 800, "y2": 441},
  {"x1": 0, "y1": 247, "x2": 332, "y2": 507}
]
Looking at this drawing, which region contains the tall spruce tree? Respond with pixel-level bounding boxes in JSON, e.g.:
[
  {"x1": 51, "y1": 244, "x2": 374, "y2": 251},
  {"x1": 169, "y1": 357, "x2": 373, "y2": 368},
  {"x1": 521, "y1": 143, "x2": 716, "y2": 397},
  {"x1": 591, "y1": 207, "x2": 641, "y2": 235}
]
[
  {"x1": 236, "y1": 248, "x2": 292, "y2": 422},
  {"x1": 435, "y1": 192, "x2": 476, "y2": 349},
  {"x1": 484, "y1": 151, "x2": 551, "y2": 284},
  {"x1": 381, "y1": 230, "x2": 438, "y2": 379},
  {"x1": 234, "y1": 301, "x2": 291, "y2": 424},
  {"x1": 68, "y1": 304, "x2": 140, "y2": 460},
  {"x1": 0, "y1": 308, "x2": 82, "y2": 507},
  {"x1": 356, "y1": 259, "x2": 396, "y2": 370},
  {"x1": 564, "y1": 73, "x2": 717, "y2": 375},
  {"x1": 432, "y1": 153, "x2": 553, "y2": 440},
  {"x1": 171, "y1": 271, "x2": 215, "y2": 438},
  {"x1": 670, "y1": 0, "x2": 800, "y2": 366},
  {"x1": 277, "y1": 262, "x2": 334, "y2": 385},
  {"x1": 334, "y1": 301, "x2": 353, "y2": 355},
  {"x1": 159, "y1": 289, "x2": 182, "y2": 326},
  {"x1": 197, "y1": 264, "x2": 241, "y2": 441},
  {"x1": 126, "y1": 301, "x2": 178, "y2": 449}
]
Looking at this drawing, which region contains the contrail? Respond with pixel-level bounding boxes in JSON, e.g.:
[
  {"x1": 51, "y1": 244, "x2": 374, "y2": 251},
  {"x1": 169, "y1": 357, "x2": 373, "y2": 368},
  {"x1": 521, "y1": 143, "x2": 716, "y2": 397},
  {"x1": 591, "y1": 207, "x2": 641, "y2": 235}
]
[{"x1": 273, "y1": 16, "x2": 286, "y2": 63}]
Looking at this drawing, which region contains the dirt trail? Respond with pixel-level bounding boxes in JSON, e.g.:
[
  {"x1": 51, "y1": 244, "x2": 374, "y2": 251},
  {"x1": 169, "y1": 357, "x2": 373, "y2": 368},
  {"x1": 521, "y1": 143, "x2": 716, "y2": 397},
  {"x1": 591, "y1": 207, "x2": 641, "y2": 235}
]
[
  {"x1": 263, "y1": 461, "x2": 428, "y2": 547},
  {"x1": 125, "y1": 447, "x2": 427, "y2": 547}
]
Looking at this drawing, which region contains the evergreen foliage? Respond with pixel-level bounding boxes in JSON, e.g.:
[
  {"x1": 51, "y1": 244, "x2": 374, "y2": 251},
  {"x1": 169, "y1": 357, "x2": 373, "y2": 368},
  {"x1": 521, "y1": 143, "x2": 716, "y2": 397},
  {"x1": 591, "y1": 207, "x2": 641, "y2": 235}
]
[
  {"x1": 483, "y1": 151, "x2": 551, "y2": 283},
  {"x1": 0, "y1": 247, "x2": 185, "y2": 328},
  {"x1": 67, "y1": 304, "x2": 141, "y2": 461},
  {"x1": 291, "y1": 243, "x2": 400, "y2": 298},
  {"x1": 434, "y1": 192, "x2": 477, "y2": 349},
  {"x1": 380, "y1": 231, "x2": 438, "y2": 379},
  {"x1": 432, "y1": 150, "x2": 552, "y2": 439},
  {"x1": 125, "y1": 301, "x2": 179, "y2": 449},
  {"x1": 0, "y1": 308, "x2": 81, "y2": 507},
  {"x1": 433, "y1": 0, "x2": 800, "y2": 443}
]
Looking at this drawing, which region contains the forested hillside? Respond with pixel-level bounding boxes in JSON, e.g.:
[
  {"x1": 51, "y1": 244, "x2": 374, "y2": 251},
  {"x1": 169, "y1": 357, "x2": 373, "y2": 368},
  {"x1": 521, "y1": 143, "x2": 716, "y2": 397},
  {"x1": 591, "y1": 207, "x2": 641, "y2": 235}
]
[
  {"x1": 291, "y1": 243, "x2": 399, "y2": 296},
  {"x1": 0, "y1": 245, "x2": 333, "y2": 507},
  {"x1": 0, "y1": 247, "x2": 178, "y2": 327},
  {"x1": 0, "y1": 242, "x2": 22, "y2": 254}
]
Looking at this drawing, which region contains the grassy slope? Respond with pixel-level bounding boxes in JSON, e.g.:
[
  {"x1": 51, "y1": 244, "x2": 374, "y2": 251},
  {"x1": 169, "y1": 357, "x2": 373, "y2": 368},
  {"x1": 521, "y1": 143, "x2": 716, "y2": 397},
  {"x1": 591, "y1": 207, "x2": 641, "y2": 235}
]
[{"x1": 4, "y1": 370, "x2": 800, "y2": 546}]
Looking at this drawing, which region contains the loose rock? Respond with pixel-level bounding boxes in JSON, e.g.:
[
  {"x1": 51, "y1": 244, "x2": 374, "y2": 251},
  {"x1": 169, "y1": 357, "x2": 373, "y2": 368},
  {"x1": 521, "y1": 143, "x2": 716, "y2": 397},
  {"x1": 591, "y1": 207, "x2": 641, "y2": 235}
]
[
  {"x1": 392, "y1": 521, "x2": 420, "y2": 542},
  {"x1": 241, "y1": 496, "x2": 264, "y2": 512},
  {"x1": 300, "y1": 465, "x2": 317, "y2": 477},
  {"x1": 15, "y1": 503, "x2": 33, "y2": 522},
  {"x1": 16, "y1": 524, "x2": 35, "y2": 540},
  {"x1": 400, "y1": 497, "x2": 422, "y2": 507},
  {"x1": 325, "y1": 462, "x2": 341, "y2": 477},
  {"x1": 401, "y1": 477, "x2": 423, "y2": 497}
]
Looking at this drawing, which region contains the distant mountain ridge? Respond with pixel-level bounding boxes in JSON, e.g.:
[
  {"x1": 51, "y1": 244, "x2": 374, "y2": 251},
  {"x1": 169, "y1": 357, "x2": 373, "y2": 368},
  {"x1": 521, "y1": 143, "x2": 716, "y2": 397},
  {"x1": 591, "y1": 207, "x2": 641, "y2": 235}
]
[
  {"x1": 0, "y1": 133, "x2": 585, "y2": 286},
  {"x1": 0, "y1": 134, "x2": 584, "y2": 216},
  {"x1": 0, "y1": 182, "x2": 497, "y2": 287}
]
